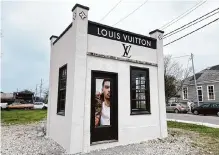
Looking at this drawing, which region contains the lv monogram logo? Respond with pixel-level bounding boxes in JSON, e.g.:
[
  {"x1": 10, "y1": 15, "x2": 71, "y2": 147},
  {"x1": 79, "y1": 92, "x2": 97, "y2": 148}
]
[{"x1": 122, "y1": 44, "x2": 131, "y2": 58}]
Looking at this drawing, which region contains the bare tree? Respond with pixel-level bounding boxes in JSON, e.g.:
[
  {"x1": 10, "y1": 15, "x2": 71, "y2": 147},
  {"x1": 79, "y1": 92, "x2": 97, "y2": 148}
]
[
  {"x1": 43, "y1": 89, "x2": 49, "y2": 104},
  {"x1": 164, "y1": 55, "x2": 192, "y2": 103}
]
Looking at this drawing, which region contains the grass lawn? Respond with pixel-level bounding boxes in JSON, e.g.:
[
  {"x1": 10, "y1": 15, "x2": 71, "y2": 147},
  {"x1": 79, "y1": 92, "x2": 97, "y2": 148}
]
[
  {"x1": 168, "y1": 121, "x2": 219, "y2": 155},
  {"x1": 1, "y1": 110, "x2": 47, "y2": 125},
  {"x1": 168, "y1": 121, "x2": 219, "y2": 138}
]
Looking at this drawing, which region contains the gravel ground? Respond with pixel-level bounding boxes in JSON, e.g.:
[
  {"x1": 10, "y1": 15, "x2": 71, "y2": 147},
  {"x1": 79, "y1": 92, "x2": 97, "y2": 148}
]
[
  {"x1": 83, "y1": 129, "x2": 201, "y2": 155},
  {"x1": 1, "y1": 121, "x2": 65, "y2": 155},
  {"x1": 1, "y1": 122, "x2": 202, "y2": 155}
]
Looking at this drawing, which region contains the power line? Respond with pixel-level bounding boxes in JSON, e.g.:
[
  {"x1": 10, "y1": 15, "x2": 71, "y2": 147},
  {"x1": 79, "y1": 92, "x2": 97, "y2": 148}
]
[
  {"x1": 160, "y1": 0, "x2": 207, "y2": 30},
  {"x1": 172, "y1": 55, "x2": 190, "y2": 59},
  {"x1": 164, "y1": 17, "x2": 219, "y2": 47},
  {"x1": 100, "y1": 0, "x2": 123, "y2": 22},
  {"x1": 112, "y1": 0, "x2": 149, "y2": 26},
  {"x1": 164, "y1": 7, "x2": 219, "y2": 36},
  {"x1": 160, "y1": 0, "x2": 206, "y2": 30},
  {"x1": 160, "y1": 0, "x2": 204, "y2": 29},
  {"x1": 164, "y1": 8, "x2": 219, "y2": 38},
  {"x1": 163, "y1": 10, "x2": 219, "y2": 39}
]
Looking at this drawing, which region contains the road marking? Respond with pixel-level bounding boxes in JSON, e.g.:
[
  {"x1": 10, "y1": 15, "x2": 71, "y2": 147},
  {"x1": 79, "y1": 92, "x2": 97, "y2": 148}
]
[{"x1": 167, "y1": 119, "x2": 219, "y2": 128}]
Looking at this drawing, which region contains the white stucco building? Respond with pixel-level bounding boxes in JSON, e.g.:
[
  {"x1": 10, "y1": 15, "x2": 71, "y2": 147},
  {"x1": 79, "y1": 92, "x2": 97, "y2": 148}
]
[{"x1": 47, "y1": 3, "x2": 167, "y2": 154}]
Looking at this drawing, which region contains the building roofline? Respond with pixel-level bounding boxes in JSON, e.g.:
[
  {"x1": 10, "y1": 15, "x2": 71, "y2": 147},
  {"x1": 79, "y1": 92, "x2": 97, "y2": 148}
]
[
  {"x1": 72, "y1": 3, "x2": 89, "y2": 12},
  {"x1": 49, "y1": 35, "x2": 58, "y2": 40},
  {"x1": 53, "y1": 23, "x2": 73, "y2": 45},
  {"x1": 184, "y1": 80, "x2": 219, "y2": 85},
  {"x1": 149, "y1": 29, "x2": 164, "y2": 34}
]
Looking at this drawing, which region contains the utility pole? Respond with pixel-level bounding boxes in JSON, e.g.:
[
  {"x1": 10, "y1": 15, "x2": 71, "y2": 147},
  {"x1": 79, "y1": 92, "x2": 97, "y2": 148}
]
[
  {"x1": 39, "y1": 79, "x2": 43, "y2": 98},
  {"x1": 35, "y1": 84, "x2": 38, "y2": 101},
  {"x1": 191, "y1": 53, "x2": 199, "y2": 107}
]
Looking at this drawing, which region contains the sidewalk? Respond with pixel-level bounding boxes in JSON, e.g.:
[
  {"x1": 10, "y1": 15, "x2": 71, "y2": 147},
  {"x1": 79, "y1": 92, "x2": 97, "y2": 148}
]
[{"x1": 167, "y1": 118, "x2": 219, "y2": 128}]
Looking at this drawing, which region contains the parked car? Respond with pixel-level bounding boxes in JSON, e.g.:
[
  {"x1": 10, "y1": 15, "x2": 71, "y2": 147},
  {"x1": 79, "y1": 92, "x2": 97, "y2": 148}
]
[
  {"x1": 8, "y1": 102, "x2": 34, "y2": 109},
  {"x1": 33, "y1": 102, "x2": 47, "y2": 109},
  {"x1": 192, "y1": 103, "x2": 219, "y2": 116},
  {"x1": 166, "y1": 103, "x2": 188, "y2": 113},
  {"x1": 0, "y1": 102, "x2": 8, "y2": 110}
]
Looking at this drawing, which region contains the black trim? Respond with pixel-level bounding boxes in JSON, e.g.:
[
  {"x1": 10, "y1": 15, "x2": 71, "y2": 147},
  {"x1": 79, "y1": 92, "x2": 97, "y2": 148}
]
[
  {"x1": 130, "y1": 111, "x2": 151, "y2": 115},
  {"x1": 130, "y1": 66, "x2": 151, "y2": 115},
  {"x1": 57, "y1": 112, "x2": 65, "y2": 116},
  {"x1": 91, "y1": 140, "x2": 118, "y2": 146},
  {"x1": 49, "y1": 35, "x2": 58, "y2": 40},
  {"x1": 89, "y1": 21, "x2": 156, "y2": 41},
  {"x1": 88, "y1": 21, "x2": 157, "y2": 49},
  {"x1": 149, "y1": 29, "x2": 164, "y2": 34},
  {"x1": 53, "y1": 23, "x2": 73, "y2": 45},
  {"x1": 56, "y1": 64, "x2": 68, "y2": 116},
  {"x1": 72, "y1": 3, "x2": 89, "y2": 12},
  {"x1": 87, "y1": 52, "x2": 158, "y2": 67},
  {"x1": 90, "y1": 70, "x2": 118, "y2": 143}
]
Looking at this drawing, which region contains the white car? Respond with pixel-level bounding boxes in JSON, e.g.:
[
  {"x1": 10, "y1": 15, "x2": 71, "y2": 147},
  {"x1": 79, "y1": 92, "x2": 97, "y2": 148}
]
[
  {"x1": 33, "y1": 102, "x2": 47, "y2": 109},
  {"x1": 0, "y1": 102, "x2": 8, "y2": 109}
]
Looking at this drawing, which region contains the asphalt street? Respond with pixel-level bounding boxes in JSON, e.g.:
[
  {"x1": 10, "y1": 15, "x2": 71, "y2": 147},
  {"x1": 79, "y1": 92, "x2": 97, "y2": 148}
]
[{"x1": 167, "y1": 113, "x2": 219, "y2": 125}]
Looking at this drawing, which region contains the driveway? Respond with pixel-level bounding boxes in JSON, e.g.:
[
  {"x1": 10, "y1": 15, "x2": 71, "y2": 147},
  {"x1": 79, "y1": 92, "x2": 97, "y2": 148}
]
[{"x1": 166, "y1": 113, "x2": 219, "y2": 125}]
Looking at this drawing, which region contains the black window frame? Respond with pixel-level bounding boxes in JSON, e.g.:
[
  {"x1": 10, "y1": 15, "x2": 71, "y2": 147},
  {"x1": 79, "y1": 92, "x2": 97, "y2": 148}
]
[
  {"x1": 57, "y1": 64, "x2": 68, "y2": 116},
  {"x1": 130, "y1": 66, "x2": 150, "y2": 115}
]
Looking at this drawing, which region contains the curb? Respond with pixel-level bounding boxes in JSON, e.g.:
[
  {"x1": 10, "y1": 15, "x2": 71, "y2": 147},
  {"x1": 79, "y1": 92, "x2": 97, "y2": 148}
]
[{"x1": 167, "y1": 119, "x2": 219, "y2": 128}]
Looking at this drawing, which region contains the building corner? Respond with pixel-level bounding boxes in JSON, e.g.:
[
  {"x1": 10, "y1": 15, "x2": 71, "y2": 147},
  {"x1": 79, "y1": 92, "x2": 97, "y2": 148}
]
[{"x1": 149, "y1": 30, "x2": 168, "y2": 138}]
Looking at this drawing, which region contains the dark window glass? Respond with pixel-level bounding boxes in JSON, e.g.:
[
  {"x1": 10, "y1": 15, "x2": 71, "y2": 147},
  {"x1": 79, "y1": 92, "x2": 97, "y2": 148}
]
[
  {"x1": 57, "y1": 64, "x2": 67, "y2": 115},
  {"x1": 201, "y1": 104, "x2": 210, "y2": 108},
  {"x1": 172, "y1": 104, "x2": 176, "y2": 106},
  {"x1": 130, "y1": 66, "x2": 150, "y2": 115},
  {"x1": 197, "y1": 86, "x2": 203, "y2": 102},
  {"x1": 208, "y1": 85, "x2": 215, "y2": 100}
]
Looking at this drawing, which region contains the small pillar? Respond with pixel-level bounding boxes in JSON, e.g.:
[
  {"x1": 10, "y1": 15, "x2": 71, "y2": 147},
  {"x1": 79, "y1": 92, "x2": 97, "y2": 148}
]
[{"x1": 149, "y1": 29, "x2": 168, "y2": 138}]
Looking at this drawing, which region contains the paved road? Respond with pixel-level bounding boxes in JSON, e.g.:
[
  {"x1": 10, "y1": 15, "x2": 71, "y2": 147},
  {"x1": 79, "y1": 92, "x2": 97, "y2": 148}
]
[{"x1": 167, "y1": 113, "x2": 219, "y2": 125}]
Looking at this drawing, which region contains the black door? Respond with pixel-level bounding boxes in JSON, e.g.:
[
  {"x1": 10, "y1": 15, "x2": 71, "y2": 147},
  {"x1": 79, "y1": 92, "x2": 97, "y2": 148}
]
[{"x1": 90, "y1": 71, "x2": 118, "y2": 143}]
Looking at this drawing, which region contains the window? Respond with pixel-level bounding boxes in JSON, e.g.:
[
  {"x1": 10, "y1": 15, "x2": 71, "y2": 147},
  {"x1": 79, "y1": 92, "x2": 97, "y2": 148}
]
[
  {"x1": 130, "y1": 66, "x2": 150, "y2": 115},
  {"x1": 197, "y1": 86, "x2": 203, "y2": 102},
  {"x1": 201, "y1": 104, "x2": 210, "y2": 108},
  {"x1": 171, "y1": 104, "x2": 176, "y2": 106},
  {"x1": 57, "y1": 64, "x2": 67, "y2": 115},
  {"x1": 182, "y1": 87, "x2": 188, "y2": 100},
  {"x1": 212, "y1": 103, "x2": 219, "y2": 108},
  {"x1": 207, "y1": 85, "x2": 215, "y2": 100}
]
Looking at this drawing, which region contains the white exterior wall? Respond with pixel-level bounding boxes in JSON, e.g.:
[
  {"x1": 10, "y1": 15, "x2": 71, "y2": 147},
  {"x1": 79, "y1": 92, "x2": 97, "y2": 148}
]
[
  {"x1": 150, "y1": 32, "x2": 167, "y2": 138},
  {"x1": 81, "y1": 33, "x2": 167, "y2": 152},
  {"x1": 47, "y1": 26, "x2": 75, "y2": 152},
  {"x1": 69, "y1": 6, "x2": 89, "y2": 154},
  {"x1": 88, "y1": 35, "x2": 157, "y2": 64},
  {"x1": 83, "y1": 56, "x2": 160, "y2": 152},
  {"x1": 48, "y1": 4, "x2": 167, "y2": 154}
]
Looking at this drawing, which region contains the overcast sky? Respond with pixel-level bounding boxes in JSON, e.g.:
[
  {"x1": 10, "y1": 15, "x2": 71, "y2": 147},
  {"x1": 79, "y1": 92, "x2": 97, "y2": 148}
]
[{"x1": 1, "y1": 0, "x2": 219, "y2": 93}]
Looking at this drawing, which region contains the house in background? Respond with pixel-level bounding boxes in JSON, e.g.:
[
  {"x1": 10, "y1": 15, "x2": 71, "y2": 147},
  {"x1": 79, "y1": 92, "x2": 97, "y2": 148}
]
[{"x1": 179, "y1": 65, "x2": 219, "y2": 106}]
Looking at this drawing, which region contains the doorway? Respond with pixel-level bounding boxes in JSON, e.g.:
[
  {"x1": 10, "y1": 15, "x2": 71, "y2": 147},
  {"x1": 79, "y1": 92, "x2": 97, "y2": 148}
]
[{"x1": 90, "y1": 71, "x2": 118, "y2": 143}]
